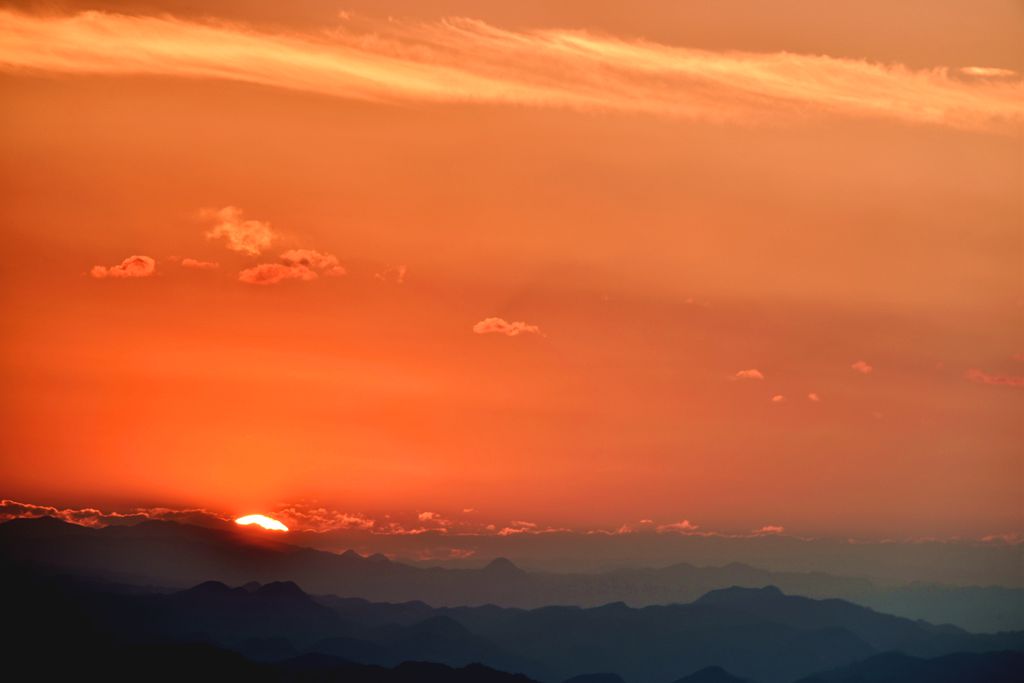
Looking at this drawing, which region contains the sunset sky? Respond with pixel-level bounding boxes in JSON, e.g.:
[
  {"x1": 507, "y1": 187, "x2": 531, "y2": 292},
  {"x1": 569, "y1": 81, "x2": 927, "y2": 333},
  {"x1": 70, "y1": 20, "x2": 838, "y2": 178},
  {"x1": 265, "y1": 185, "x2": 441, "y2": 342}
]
[{"x1": 0, "y1": 1, "x2": 1021, "y2": 545}]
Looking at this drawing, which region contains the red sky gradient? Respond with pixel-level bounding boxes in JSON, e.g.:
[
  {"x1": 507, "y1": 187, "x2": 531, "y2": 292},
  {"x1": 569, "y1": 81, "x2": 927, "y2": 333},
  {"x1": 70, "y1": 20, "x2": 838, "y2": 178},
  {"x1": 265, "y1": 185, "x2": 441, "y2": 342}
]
[{"x1": 0, "y1": 1, "x2": 1021, "y2": 543}]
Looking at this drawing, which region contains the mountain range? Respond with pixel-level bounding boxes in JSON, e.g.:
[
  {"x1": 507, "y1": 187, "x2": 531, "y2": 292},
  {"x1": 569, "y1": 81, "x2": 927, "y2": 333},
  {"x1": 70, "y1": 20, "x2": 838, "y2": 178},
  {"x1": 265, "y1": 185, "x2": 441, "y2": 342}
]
[
  {"x1": 3, "y1": 519, "x2": 1022, "y2": 683},
  {"x1": 1, "y1": 516, "x2": 1019, "y2": 632}
]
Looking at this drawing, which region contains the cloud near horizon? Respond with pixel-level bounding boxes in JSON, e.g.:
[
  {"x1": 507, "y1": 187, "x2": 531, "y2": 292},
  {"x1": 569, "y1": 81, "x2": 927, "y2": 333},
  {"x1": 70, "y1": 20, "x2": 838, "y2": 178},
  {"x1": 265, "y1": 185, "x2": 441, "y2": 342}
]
[
  {"x1": 657, "y1": 520, "x2": 700, "y2": 534},
  {"x1": 965, "y1": 368, "x2": 1024, "y2": 388},
  {"x1": 0, "y1": 9, "x2": 1020, "y2": 133},
  {"x1": 0, "y1": 499, "x2": 227, "y2": 528},
  {"x1": 90, "y1": 255, "x2": 156, "y2": 279},
  {"x1": 2, "y1": 499, "x2": 1018, "y2": 545}
]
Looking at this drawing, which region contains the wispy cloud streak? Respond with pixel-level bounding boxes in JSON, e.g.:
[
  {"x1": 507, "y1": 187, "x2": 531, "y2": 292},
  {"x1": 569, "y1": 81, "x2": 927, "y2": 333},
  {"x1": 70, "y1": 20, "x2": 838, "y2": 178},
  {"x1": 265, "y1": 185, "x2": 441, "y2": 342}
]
[{"x1": 0, "y1": 10, "x2": 1020, "y2": 131}]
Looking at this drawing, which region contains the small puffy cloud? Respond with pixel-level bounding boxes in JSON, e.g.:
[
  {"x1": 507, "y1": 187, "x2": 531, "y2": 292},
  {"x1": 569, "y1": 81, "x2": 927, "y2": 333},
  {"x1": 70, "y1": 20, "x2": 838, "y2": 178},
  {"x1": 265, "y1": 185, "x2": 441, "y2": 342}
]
[
  {"x1": 657, "y1": 519, "x2": 699, "y2": 534},
  {"x1": 771, "y1": 394, "x2": 786, "y2": 403},
  {"x1": 90, "y1": 255, "x2": 156, "y2": 279},
  {"x1": 807, "y1": 392, "x2": 821, "y2": 402},
  {"x1": 280, "y1": 249, "x2": 346, "y2": 276},
  {"x1": 180, "y1": 258, "x2": 219, "y2": 269},
  {"x1": 734, "y1": 369, "x2": 765, "y2": 380},
  {"x1": 851, "y1": 360, "x2": 873, "y2": 374},
  {"x1": 238, "y1": 262, "x2": 317, "y2": 285},
  {"x1": 375, "y1": 264, "x2": 408, "y2": 284},
  {"x1": 754, "y1": 524, "x2": 785, "y2": 535},
  {"x1": 416, "y1": 511, "x2": 453, "y2": 530},
  {"x1": 203, "y1": 206, "x2": 274, "y2": 255},
  {"x1": 240, "y1": 249, "x2": 347, "y2": 285},
  {"x1": 966, "y1": 368, "x2": 1024, "y2": 388},
  {"x1": 473, "y1": 317, "x2": 542, "y2": 337}
]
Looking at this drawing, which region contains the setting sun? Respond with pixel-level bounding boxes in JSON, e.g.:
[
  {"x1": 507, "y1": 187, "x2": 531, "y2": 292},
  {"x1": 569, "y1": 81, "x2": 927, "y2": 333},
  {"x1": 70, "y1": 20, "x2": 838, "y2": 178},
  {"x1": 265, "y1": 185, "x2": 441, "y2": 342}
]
[{"x1": 235, "y1": 514, "x2": 289, "y2": 532}]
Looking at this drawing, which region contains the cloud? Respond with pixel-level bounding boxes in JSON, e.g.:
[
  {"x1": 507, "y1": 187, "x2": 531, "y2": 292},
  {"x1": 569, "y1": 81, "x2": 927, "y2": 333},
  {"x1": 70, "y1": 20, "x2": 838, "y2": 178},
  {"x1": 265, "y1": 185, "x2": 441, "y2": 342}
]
[
  {"x1": 180, "y1": 258, "x2": 219, "y2": 269},
  {"x1": 497, "y1": 520, "x2": 539, "y2": 536},
  {"x1": 417, "y1": 511, "x2": 453, "y2": 527},
  {"x1": 771, "y1": 394, "x2": 786, "y2": 403},
  {"x1": 273, "y1": 504, "x2": 375, "y2": 532},
  {"x1": 240, "y1": 249, "x2": 346, "y2": 285},
  {"x1": 657, "y1": 519, "x2": 699, "y2": 534},
  {"x1": 807, "y1": 392, "x2": 821, "y2": 402},
  {"x1": 280, "y1": 249, "x2": 346, "y2": 276},
  {"x1": 979, "y1": 532, "x2": 1023, "y2": 545},
  {"x1": 960, "y1": 66, "x2": 1017, "y2": 78},
  {"x1": 965, "y1": 368, "x2": 1024, "y2": 388},
  {"x1": 734, "y1": 369, "x2": 765, "y2": 380},
  {"x1": 0, "y1": 10, "x2": 1020, "y2": 133},
  {"x1": 238, "y1": 262, "x2": 317, "y2": 285},
  {"x1": 90, "y1": 254, "x2": 156, "y2": 279},
  {"x1": 473, "y1": 317, "x2": 543, "y2": 336},
  {"x1": 0, "y1": 499, "x2": 227, "y2": 528},
  {"x1": 375, "y1": 264, "x2": 408, "y2": 284},
  {"x1": 202, "y1": 206, "x2": 274, "y2": 255},
  {"x1": 754, "y1": 524, "x2": 785, "y2": 535},
  {"x1": 851, "y1": 360, "x2": 873, "y2": 374}
]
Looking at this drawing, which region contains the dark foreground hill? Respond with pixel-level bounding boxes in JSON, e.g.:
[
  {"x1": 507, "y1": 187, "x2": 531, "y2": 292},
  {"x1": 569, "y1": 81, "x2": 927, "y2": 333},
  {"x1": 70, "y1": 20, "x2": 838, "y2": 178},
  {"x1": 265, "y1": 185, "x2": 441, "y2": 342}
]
[
  {"x1": 794, "y1": 650, "x2": 1024, "y2": 683},
  {"x1": 1, "y1": 516, "x2": 1020, "y2": 632},
  {"x1": 3, "y1": 560, "x2": 1021, "y2": 683}
]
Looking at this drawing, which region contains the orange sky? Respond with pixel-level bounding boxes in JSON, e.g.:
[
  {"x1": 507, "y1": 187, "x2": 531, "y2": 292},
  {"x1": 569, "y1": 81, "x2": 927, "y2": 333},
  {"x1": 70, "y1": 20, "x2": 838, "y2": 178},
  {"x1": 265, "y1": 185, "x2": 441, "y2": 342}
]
[{"x1": 0, "y1": 0, "x2": 1021, "y2": 541}]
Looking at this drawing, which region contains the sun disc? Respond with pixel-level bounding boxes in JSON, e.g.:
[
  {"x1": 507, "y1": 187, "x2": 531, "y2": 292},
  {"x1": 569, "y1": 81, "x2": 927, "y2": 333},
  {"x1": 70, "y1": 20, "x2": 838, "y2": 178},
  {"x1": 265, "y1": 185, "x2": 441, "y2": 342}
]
[{"x1": 235, "y1": 514, "x2": 289, "y2": 532}]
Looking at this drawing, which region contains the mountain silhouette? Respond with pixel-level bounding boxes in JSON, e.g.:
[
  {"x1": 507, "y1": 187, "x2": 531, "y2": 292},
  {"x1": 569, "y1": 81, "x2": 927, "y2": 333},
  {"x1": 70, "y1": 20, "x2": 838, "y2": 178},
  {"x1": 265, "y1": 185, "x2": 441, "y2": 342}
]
[
  {"x1": 672, "y1": 666, "x2": 748, "y2": 683},
  {"x1": 3, "y1": 517, "x2": 1018, "y2": 632},
  {"x1": 563, "y1": 674, "x2": 627, "y2": 683},
  {"x1": 794, "y1": 650, "x2": 1024, "y2": 682},
  {"x1": 3, "y1": 556, "x2": 1022, "y2": 683}
]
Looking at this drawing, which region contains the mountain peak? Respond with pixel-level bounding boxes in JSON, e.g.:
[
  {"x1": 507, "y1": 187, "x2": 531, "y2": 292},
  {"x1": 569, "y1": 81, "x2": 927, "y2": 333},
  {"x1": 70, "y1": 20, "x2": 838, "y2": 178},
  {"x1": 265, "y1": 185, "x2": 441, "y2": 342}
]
[
  {"x1": 181, "y1": 581, "x2": 233, "y2": 596},
  {"x1": 482, "y1": 557, "x2": 525, "y2": 575},
  {"x1": 256, "y1": 581, "x2": 307, "y2": 598}
]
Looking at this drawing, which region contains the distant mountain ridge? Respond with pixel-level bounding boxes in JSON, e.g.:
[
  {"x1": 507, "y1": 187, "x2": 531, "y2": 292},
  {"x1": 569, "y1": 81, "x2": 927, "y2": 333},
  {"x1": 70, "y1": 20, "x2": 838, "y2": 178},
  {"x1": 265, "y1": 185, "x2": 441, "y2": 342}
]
[
  {"x1": 4, "y1": 557, "x2": 1020, "y2": 683},
  {"x1": 1, "y1": 516, "x2": 1020, "y2": 633}
]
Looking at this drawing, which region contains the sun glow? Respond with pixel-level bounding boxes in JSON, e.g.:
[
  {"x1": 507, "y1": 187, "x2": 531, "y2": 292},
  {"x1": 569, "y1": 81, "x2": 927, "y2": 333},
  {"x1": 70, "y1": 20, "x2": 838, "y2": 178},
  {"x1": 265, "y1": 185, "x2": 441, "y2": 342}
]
[{"x1": 235, "y1": 514, "x2": 289, "y2": 532}]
